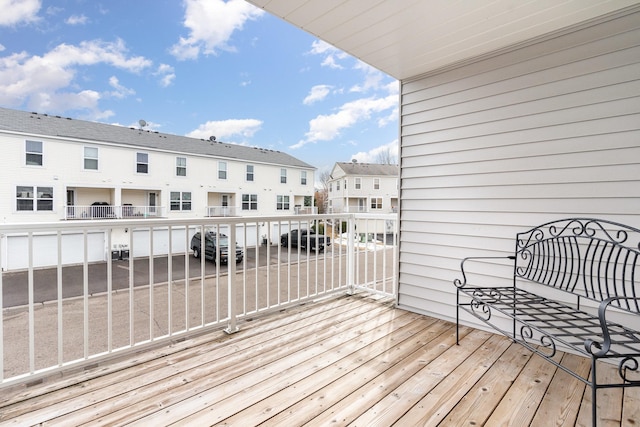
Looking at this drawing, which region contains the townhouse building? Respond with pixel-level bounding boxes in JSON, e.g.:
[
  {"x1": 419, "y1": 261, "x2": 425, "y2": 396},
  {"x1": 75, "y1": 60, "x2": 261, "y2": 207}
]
[
  {"x1": 328, "y1": 162, "x2": 398, "y2": 215},
  {"x1": 1, "y1": 107, "x2": 315, "y2": 269},
  {"x1": 327, "y1": 161, "x2": 398, "y2": 237}
]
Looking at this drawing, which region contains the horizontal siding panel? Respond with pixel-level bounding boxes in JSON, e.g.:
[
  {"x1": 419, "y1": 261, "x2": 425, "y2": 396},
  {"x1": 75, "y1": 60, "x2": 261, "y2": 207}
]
[
  {"x1": 398, "y1": 11, "x2": 640, "y2": 330},
  {"x1": 402, "y1": 96, "x2": 640, "y2": 139},
  {"x1": 402, "y1": 38, "x2": 640, "y2": 115},
  {"x1": 401, "y1": 131, "x2": 639, "y2": 167}
]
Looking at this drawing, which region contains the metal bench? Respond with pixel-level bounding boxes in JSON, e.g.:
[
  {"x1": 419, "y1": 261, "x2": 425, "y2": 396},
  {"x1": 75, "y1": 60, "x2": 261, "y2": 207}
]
[{"x1": 454, "y1": 218, "x2": 640, "y2": 426}]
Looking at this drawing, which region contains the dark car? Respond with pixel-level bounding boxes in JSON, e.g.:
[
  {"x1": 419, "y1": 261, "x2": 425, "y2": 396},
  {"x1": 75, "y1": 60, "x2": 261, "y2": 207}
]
[
  {"x1": 190, "y1": 231, "x2": 243, "y2": 263},
  {"x1": 280, "y1": 229, "x2": 331, "y2": 252}
]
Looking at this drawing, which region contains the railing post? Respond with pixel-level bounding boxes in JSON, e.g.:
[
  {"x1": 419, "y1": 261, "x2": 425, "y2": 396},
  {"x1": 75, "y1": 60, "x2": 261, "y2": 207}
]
[
  {"x1": 224, "y1": 223, "x2": 239, "y2": 334},
  {"x1": 347, "y1": 214, "x2": 356, "y2": 295}
]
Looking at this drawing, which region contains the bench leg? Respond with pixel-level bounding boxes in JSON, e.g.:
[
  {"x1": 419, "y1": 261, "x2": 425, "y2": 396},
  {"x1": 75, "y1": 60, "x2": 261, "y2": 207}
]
[{"x1": 591, "y1": 358, "x2": 597, "y2": 427}]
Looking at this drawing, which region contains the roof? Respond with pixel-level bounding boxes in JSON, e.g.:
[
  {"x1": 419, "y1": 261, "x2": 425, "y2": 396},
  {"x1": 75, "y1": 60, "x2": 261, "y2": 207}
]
[
  {"x1": 246, "y1": 1, "x2": 640, "y2": 81},
  {"x1": 0, "y1": 107, "x2": 314, "y2": 169},
  {"x1": 334, "y1": 162, "x2": 398, "y2": 177}
]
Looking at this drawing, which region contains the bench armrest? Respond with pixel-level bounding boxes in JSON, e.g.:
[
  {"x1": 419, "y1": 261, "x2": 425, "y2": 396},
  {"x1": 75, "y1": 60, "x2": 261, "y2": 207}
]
[
  {"x1": 584, "y1": 297, "x2": 640, "y2": 357},
  {"x1": 453, "y1": 256, "x2": 516, "y2": 288}
]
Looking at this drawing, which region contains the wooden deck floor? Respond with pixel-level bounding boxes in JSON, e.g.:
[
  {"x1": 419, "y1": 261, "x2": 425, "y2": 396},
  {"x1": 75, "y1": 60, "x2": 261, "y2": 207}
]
[{"x1": 0, "y1": 293, "x2": 638, "y2": 426}]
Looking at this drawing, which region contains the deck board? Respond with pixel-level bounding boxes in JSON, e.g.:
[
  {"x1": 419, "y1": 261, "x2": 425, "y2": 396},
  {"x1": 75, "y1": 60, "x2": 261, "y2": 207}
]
[{"x1": 0, "y1": 293, "x2": 635, "y2": 426}]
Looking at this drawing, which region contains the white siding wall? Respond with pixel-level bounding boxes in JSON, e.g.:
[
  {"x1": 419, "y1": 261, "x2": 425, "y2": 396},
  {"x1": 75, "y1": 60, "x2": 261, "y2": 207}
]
[
  {"x1": 1, "y1": 134, "x2": 314, "y2": 222},
  {"x1": 398, "y1": 11, "x2": 640, "y2": 326}
]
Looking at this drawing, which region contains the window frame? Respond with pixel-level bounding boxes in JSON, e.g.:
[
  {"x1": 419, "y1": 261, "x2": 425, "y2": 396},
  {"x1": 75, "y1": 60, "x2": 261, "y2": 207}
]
[
  {"x1": 355, "y1": 177, "x2": 361, "y2": 189},
  {"x1": 84, "y1": 146, "x2": 99, "y2": 171},
  {"x1": 25, "y1": 140, "x2": 43, "y2": 166},
  {"x1": 218, "y1": 161, "x2": 227, "y2": 180},
  {"x1": 246, "y1": 164, "x2": 254, "y2": 182},
  {"x1": 280, "y1": 168, "x2": 287, "y2": 184},
  {"x1": 136, "y1": 152, "x2": 149, "y2": 174},
  {"x1": 371, "y1": 197, "x2": 383, "y2": 210},
  {"x1": 170, "y1": 191, "x2": 192, "y2": 211},
  {"x1": 242, "y1": 193, "x2": 258, "y2": 211},
  {"x1": 176, "y1": 157, "x2": 187, "y2": 177},
  {"x1": 373, "y1": 178, "x2": 380, "y2": 190},
  {"x1": 276, "y1": 195, "x2": 290, "y2": 210},
  {"x1": 300, "y1": 171, "x2": 307, "y2": 185},
  {"x1": 16, "y1": 185, "x2": 54, "y2": 212}
]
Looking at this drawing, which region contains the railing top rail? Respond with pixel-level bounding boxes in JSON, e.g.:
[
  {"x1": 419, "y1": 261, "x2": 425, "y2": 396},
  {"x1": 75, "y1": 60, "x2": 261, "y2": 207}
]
[{"x1": 0, "y1": 213, "x2": 382, "y2": 234}]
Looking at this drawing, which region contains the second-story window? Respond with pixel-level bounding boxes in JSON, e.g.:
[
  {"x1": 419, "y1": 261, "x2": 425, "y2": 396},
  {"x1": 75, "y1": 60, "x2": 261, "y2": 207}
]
[
  {"x1": 136, "y1": 152, "x2": 149, "y2": 173},
  {"x1": 84, "y1": 147, "x2": 98, "y2": 170},
  {"x1": 16, "y1": 185, "x2": 53, "y2": 211},
  {"x1": 26, "y1": 140, "x2": 43, "y2": 166},
  {"x1": 371, "y1": 197, "x2": 382, "y2": 210},
  {"x1": 176, "y1": 157, "x2": 187, "y2": 176},
  {"x1": 170, "y1": 191, "x2": 191, "y2": 211},
  {"x1": 301, "y1": 171, "x2": 307, "y2": 185},
  {"x1": 374, "y1": 178, "x2": 380, "y2": 190},
  {"x1": 280, "y1": 168, "x2": 287, "y2": 184},
  {"x1": 336, "y1": 180, "x2": 340, "y2": 191},
  {"x1": 242, "y1": 194, "x2": 258, "y2": 210},
  {"x1": 355, "y1": 177, "x2": 361, "y2": 189},
  {"x1": 277, "y1": 195, "x2": 290, "y2": 210},
  {"x1": 246, "y1": 165, "x2": 254, "y2": 181},
  {"x1": 219, "y1": 161, "x2": 227, "y2": 180}
]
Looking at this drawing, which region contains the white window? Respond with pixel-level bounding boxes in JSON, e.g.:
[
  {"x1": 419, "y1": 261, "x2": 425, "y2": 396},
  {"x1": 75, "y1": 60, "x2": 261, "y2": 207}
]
[
  {"x1": 16, "y1": 185, "x2": 53, "y2": 211},
  {"x1": 246, "y1": 165, "x2": 254, "y2": 181},
  {"x1": 136, "y1": 152, "x2": 149, "y2": 173},
  {"x1": 336, "y1": 180, "x2": 340, "y2": 191},
  {"x1": 26, "y1": 140, "x2": 43, "y2": 166},
  {"x1": 355, "y1": 177, "x2": 361, "y2": 189},
  {"x1": 219, "y1": 161, "x2": 227, "y2": 180},
  {"x1": 242, "y1": 194, "x2": 258, "y2": 210},
  {"x1": 176, "y1": 157, "x2": 187, "y2": 176},
  {"x1": 277, "y1": 195, "x2": 290, "y2": 210},
  {"x1": 371, "y1": 197, "x2": 382, "y2": 210},
  {"x1": 300, "y1": 171, "x2": 307, "y2": 185},
  {"x1": 280, "y1": 168, "x2": 287, "y2": 184},
  {"x1": 170, "y1": 191, "x2": 191, "y2": 211},
  {"x1": 84, "y1": 147, "x2": 98, "y2": 170},
  {"x1": 374, "y1": 178, "x2": 380, "y2": 190}
]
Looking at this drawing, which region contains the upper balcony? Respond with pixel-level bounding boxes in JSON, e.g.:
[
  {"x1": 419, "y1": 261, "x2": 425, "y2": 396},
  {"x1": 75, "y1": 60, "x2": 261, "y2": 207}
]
[
  {"x1": 0, "y1": 214, "x2": 634, "y2": 425},
  {"x1": 65, "y1": 204, "x2": 165, "y2": 220}
]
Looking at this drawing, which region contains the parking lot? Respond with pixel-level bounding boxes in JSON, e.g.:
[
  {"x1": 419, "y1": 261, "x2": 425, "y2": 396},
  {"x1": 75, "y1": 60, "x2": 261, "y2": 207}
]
[{"x1": 1, "y1": 244, "x2": 336, "y2": 308}]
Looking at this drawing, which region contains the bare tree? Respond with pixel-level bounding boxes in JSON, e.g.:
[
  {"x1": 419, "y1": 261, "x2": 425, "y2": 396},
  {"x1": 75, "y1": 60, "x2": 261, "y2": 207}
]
[
  {"x1": 375, "y1": 147, "x2": 397, "y2": 165},
  {"x1": 315, "y1": 170, "x2": 332, "y2": 213}
]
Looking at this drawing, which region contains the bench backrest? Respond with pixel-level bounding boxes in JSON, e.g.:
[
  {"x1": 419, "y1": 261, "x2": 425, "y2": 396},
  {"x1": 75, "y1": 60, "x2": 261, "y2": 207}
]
[{"x1": 514, "y1": 218, "x2": 640, "y2": 314}]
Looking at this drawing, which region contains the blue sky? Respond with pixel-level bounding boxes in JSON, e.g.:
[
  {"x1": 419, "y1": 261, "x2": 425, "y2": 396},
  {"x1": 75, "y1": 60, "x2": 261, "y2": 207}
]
[{"x1": 0, "y1": 0, "x2": 399, "y2": 175}]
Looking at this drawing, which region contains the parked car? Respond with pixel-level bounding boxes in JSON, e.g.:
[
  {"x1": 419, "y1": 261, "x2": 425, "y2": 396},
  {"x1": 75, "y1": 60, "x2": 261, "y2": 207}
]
[
  {"x1": 280, "y1": 229, "x2": 331, "y2": 252},
  {"x1": 190, "y1": 231, "x2": 243, "y2": 263}
]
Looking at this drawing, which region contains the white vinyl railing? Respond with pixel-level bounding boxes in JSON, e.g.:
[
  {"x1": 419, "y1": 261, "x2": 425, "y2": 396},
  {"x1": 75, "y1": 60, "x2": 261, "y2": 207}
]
[
  {"x1": 65, "y1": 205, "x2": 164, "y2": 220},
  {"x1": 0, "y1": 213, "x2": 397, "y2": 387},
  {"x1": 205, "y1": 206, "x2": 237, "y2": 217}
]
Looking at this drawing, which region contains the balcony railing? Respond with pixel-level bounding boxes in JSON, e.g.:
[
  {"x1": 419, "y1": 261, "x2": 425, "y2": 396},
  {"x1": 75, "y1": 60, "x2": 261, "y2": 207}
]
[
  {"x1": 65, "y1": 205, "x2": 164, "y2": 220},
  {"x1": 205, "y1": 206, "x2": 237, "y2": 217},
  {"x1": 294, "y1": 206, "x2": 318, "y2": 214},
  {"x1": 0, "y1": 213, "x2": 397, "y2": 388}
]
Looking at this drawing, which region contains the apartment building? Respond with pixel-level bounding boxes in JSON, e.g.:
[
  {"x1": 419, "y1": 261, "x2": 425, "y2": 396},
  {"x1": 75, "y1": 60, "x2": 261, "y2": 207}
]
[
  {"x1": 328, "y1": 162, "x2": 398, "y2": 215},
  {"x1": 1, "y1": 107, "x2": 315, "y2": 269}
]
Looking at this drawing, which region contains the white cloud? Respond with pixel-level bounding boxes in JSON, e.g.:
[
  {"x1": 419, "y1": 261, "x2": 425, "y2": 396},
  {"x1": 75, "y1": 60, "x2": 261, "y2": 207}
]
[
  {"x1": 186, "y1": 118, "x2": 263, "y2": 141},
  {"x1": 0, "y1": 38, "x2": 151, "y2": 117},
  {"x1": 107, "y1": 76, "x2": 135, "y2": 99},
  {"x1": 154, "y1": 63, "x2": 175, "y2": 87},
  {"x1": 351, "y1": 140, "x2": 399, "y2": 164},
  {"x1": 292, "y1": 94, "x2": 397, "y2": 149},
  {"x1": 303, "y1": 85, "x2": 332, "y2": 105},
  {"x1": 0, "y1": 0, "x2": 41, "y2": 26},
  {"x1": 170, "y1": 0, "x2": 264, "y2": 60},
  {"x1": 66, "y1": 14, "x2": 88, "y2": 25},
  {"x1": 0, "y1": 44, "x2": 4, "y2": 52},
  {"x1": 308, "y1": 40, "x2": 348, "y2": 70}
]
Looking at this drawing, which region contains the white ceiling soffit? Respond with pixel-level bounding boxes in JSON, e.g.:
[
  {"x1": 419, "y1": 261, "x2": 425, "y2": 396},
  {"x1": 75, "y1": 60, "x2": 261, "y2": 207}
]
[{"x1": 246, "y1": 0, "x2": 640, "y2": 81}]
